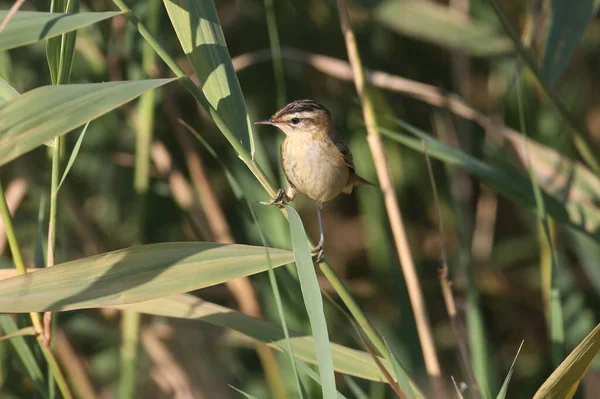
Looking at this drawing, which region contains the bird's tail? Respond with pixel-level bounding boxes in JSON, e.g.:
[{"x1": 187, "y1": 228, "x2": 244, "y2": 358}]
[{"x1": 343, "y1": 173, "x2": 376, "y2": 194}]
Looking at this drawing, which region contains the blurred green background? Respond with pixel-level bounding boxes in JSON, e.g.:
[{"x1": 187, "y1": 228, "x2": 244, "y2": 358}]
[{"x1": 1, "y1": 0, "x2": 600, "y2": 398}]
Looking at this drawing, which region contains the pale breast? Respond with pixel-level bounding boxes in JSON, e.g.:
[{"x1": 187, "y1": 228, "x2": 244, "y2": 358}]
[{"x1": 281, "y1": 137, "x2": 350, "y2": 202}]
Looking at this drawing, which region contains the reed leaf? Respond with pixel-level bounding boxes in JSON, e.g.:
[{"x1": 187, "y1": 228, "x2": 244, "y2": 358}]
[
  {"x1": 0, "y1": 242, "x2": 293, "y2": 312},
  {"x1": 116, "y1": 293, "x2": 393, "y2": 383},
  {"x1": 285, "y1": 205, "x2": 337, "y2": 399},
  {"x1": 541, "y1": 0, "x2": 599, "y2": 87},
  {"x1": 0, "y1": 11, "x2": 121, "y2": 51},
  {"x1": 163, "y1": 0, "x2": 254, "y2": 156},
  {"x1": 0, "y1": 78, "x2": 176, "y2": 166},
  {"x1": 379, "y1": 122, "x2": 600, "y2": 244},
  {"x1": 533, "y1": 323, "x2": 600, "y2": 399},
  {"x1": 373, "y1": 0, "x2": 511, "y2": 56}
]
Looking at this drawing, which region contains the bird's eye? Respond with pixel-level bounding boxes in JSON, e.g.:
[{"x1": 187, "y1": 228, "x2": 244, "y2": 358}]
[{"x1": 291, "y1": 117, "x2": 300, "y2": 125}]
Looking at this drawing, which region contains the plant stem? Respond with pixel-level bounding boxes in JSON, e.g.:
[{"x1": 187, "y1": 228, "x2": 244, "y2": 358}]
[
  {"x1": 335, "y1": 0, "x2": 442, "y2": 390},
  {"x1": 263, "y1": 0, "x2": 286, "y2": 107},
  {"x1": 0, "y1": 182, "x2": 73, "y2": 399},
  {"x1": 423, "y1": 142, "x2": 481, "y2": 399},
  {"x1": 119, "y1": 310, "x2": 141, "y2": 399},
  {"x1": 47, "y1": 138, "x2": 59, "y2": 268}
]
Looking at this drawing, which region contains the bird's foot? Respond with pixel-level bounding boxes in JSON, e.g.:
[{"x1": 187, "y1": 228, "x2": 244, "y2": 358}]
[
  {"x1": 311, "y1": 242, "x2": 324, "y2": 264},
  {"x1": 266, "y1": 189, "x2": 287, "y2": 207}
]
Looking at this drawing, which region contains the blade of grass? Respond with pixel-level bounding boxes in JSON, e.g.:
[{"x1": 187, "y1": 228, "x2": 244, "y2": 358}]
[
  {"x1": 284, "y1": 205, "x2": 336, "y2": 399},
  {"x1": 354, "y1": 325, "x2": 408, "y2": 399},
  {"x1": 373, "y1": 0, "x2": 511, "y2": 56},
  {"x1": 0, "y1": 326, "x2": 36, "y2": 341},
  {"x1": 0, "y1": 79, "x2": 177, "y2": 167},
  {"x1": 0, "y1": 11, "x2": 122, "y2": 51},
  {"x1": 516, "y1": 77, "x2": 564, "y2": 366},
  {"x1": 248, "y1": 203, "x2": 304, "y2": 399},
  {"x1": 532, "y1": 323, "x2": 600, "y2": 399},
  {"x1": 344, "y1": 376, "x2": 369, "y2": 399},
  {"x1": 263, "y1": 0, "x2": 286, "y2": 107},
  {"x1": 230, "y1": 386, "x2": 261, "y2": 399},
  {"x1": 452, "y1": 377, "x2": 465, "y2": 399},
  {"x1": 383, "y1": 339, "x2": 415, "y2": 399},
  {"x1": 117, "y1": 294, "x2": 392, "y2": 382},
  {"x1": 423, "y1": 141, "x2": 481, "y2": 399},
  {"x1": 541, "y1": 0, "x2": 599, "y2": 87},
  {"x1": 0, "y1": 242, "x2": 294, "y2": 312},
  {"x1": 55, "y1": 122, "x2": 90, "y2": 194},
  {"x1": 0, "y1": 315, "x2": 47, "y2": 397},
  {"x1": 379, "y1": 122, "x2": 600, "y2": 244},
  {"x1": 496, "y1": 341, "x2": 523, "y2": 399},
  {"x1": 277, "y1": 343, "x2": 346, "y2": 399},
  {"x1": 162, "y1": 0, "x2": 254, "y2": 156},
  {"x1": 320, "y1": 288, "x2": 426, "y2": 398}
]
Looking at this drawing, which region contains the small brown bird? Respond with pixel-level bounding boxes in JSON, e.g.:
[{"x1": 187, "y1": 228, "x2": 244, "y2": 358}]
[{"x1": 255, "y1": 99, "x2": 373, "y2": 262}]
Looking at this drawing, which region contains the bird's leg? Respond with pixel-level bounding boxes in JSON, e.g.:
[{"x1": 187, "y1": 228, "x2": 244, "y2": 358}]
[{"x1": 312, "y1": 202, "x2": 325, "y2": 263}]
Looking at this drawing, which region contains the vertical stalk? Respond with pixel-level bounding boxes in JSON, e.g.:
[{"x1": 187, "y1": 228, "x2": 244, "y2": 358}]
[
  {"x1": 0, "y1": 182, "x2": 73, "y2": 399},
  {"x1": 263, "y1": 0, "x2": 286, "y2": 107},
  {"x1": 121, "y1": 0, "x2": 160, "y2": 398},
  {"x1": 119, "y1": 311, "x2": 141, "y2": 399},
  {"x1": 424, "y1": 143, "x2": 481, "y2": 399},
  {"x1": 334, "y1": 0, "x2": 442, "y2": 391},
  {"x1": 516, "y1": 78, "x2": 564, "y2": 366}
]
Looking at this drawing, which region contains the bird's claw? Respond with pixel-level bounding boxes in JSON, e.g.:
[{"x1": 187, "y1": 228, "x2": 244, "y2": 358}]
[
  {"x1": 311, "y1": 242, "x2": 324, "y2": 264},
  {"x1": 312, "y1": 249, "x2": 324, "y2": 264},
  {"x1": 266, "y1": 189, "x2": 286, "y2": 207}
]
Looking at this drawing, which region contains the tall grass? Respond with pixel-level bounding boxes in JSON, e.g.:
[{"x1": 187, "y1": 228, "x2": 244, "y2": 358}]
[{"x1": 0, "y1": 1, "x2": 600, "y2": 398}]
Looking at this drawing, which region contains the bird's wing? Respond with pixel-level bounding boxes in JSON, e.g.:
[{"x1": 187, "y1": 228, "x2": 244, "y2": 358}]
[{"x1": 333, "y1": 137, "x2": 356, "y2": 172}]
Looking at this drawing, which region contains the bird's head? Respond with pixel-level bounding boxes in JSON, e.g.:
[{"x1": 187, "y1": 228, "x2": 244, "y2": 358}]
[{"x1": 255, "y1": 99, "x2": 332, "y2": 138}]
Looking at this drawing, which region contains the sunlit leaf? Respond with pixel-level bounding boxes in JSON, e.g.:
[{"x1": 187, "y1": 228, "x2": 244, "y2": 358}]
[
  {"x1": 0, "y1": 242, "x2": 293, "y2": 312},
  {"x1": 163, "y1": 0, "x2": 254, "y2": 155},
  {"x1": 533, "y1": 324, "x2": 600, "y2": 399},
  {"x1": 285, "y1": 205, "x2": 337, "y2": 399},
  {"x1": 0, "y1": 78, "x2": 176, "y2": 166},
  {"x1": 0, "y1": 11, "x2": 122, "y2": 51}
]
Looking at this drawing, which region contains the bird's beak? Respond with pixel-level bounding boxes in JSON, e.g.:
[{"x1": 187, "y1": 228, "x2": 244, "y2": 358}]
[{"x1": 255, "y1": 118, "x2": 277, "y2": 125}]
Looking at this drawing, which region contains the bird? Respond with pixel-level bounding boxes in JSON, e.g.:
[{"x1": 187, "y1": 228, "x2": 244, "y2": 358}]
[{"x1": 255, "y1": 99, "x2": 374, "y2": 262}]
